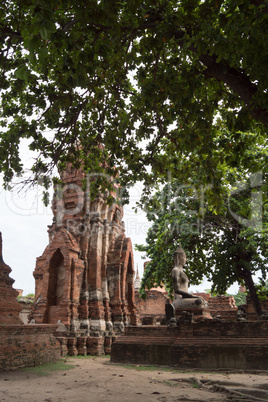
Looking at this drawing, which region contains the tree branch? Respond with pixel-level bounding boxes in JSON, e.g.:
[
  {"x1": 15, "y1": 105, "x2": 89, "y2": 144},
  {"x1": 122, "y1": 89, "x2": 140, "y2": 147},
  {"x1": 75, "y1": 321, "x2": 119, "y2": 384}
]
[
  {"x1": 199, "y1": 54, "x2": 268, "y2": 127},
  {"x1": 173, "y1": 24, "x2": 268, "y2": 127}
]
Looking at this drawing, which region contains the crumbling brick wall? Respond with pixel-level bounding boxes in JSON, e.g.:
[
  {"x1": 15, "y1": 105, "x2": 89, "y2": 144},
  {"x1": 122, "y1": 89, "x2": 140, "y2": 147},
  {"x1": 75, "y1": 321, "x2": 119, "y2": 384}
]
[
  {"x1": 135, "y1": 289, "x2": 168, "y2": 324},
  {"x1": 244, "y1": 297, "x2": 268, "y2": 321},
  {"x1": 205, "y1": 294, "x2": 238, "y2": 320}
]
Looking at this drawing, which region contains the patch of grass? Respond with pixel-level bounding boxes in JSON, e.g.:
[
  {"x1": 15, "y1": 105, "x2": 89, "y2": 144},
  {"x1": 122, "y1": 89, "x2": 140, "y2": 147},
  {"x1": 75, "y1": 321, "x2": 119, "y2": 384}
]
[
  {"x1": 68, "y1": 355, "x2": 95, "y2": 359},
  {"x1": 68, "y1": 354, "x2": 110, "y2": 359},
  {"x1": 190, "y1": 379, "x2": 202, "y2": 389},
  {"x1": 22, "y1": 359, "x2": 75, "y2": 376}
]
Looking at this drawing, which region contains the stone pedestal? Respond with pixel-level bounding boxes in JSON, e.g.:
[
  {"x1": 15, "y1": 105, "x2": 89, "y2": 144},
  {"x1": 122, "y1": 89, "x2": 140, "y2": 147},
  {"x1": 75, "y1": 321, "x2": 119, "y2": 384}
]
[{"x1": 175, "y1": 308, "x2": 212, "y2": 320}]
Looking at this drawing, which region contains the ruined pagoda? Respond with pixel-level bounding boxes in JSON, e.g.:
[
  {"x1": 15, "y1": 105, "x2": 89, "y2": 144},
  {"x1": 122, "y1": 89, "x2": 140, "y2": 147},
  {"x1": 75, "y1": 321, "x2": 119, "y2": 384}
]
[
  {"x1": 32, "y1": 163, "x2": 138, "y2": 342},
  {"x1": 0, "y1": 232, "x2": 22, "y2": 324}
]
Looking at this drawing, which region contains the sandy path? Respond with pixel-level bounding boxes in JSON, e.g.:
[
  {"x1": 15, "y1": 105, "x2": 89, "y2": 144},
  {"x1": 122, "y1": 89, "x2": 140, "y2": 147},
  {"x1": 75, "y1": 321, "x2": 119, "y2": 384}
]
[{"x1": 0, "y1": 357, "x2": 267, "y2": 402}]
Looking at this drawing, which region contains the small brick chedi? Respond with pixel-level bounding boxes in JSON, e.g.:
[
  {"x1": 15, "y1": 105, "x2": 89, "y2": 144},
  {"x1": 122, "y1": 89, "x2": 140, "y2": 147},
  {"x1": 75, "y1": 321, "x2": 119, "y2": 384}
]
[
  {"x1": 0, "y1": 232, "x2": 22, "y2": 324},
  {"x1": 32, "y1": 164, "x2": 138, "y2": 343}
]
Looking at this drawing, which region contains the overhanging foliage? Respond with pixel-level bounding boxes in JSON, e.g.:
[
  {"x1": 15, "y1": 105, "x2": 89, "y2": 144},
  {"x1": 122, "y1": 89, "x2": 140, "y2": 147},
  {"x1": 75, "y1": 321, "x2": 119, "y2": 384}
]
[{"x1": 0, "y1": 0, "x2": 267, "y2": 206}]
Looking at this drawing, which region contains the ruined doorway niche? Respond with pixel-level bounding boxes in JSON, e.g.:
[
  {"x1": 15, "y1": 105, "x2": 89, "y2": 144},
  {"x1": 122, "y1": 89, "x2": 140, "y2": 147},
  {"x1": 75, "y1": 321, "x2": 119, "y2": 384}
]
[
  {"x1": 47, "y1": 249, "x2": 65, "y2": 307},
  {"x1": 43, "y1": 249, "x2": 65, "y2": 323}
]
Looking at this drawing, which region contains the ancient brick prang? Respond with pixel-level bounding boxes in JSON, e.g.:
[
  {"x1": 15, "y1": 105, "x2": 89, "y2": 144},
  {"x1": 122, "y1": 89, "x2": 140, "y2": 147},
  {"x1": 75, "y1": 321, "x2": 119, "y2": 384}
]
[
  {"x1": 32, "y1": 165, "x2": 138, "y2": 340},
  {"x1": 0, "y1": 232, "x2": 22, "y2": 324}
]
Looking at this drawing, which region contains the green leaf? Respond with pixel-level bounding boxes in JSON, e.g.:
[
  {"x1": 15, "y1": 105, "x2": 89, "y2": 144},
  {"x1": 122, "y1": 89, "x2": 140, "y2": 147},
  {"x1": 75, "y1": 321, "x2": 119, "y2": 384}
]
[{"x1": 14, "y1": 66, "x2": 29, "y2": 81}]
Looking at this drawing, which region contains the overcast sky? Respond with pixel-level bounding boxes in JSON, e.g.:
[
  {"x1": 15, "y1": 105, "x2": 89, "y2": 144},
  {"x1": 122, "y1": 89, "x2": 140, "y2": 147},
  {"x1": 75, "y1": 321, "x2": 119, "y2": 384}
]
[{"x1": 0, "y1": 174, "x2": 238, "y2": 296}]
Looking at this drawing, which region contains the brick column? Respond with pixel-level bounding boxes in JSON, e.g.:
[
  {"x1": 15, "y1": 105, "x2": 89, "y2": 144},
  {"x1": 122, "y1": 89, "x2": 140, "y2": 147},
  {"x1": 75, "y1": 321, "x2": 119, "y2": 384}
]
[
  {"x1": 88, "y1": 216, "x2": 105, "y2": 334},
  {"x1": 102, "y1": 221, "x2": 112, "y2": 328}
]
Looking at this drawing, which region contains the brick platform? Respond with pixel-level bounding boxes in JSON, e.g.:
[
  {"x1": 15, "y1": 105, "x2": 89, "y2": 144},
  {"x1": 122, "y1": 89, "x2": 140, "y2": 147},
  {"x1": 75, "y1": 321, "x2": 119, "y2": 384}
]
[
  {"x1": 111, "y1": 321, "x2": 268, "y2": 370},
  {"x1": 0, "y1": 324, "x2": 61, "y2": 371}
]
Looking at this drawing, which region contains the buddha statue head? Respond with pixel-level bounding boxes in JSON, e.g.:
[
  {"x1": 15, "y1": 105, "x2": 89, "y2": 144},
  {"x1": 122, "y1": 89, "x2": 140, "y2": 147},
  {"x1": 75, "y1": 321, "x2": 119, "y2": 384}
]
[{"x1": 173, "y1": 244, "x2": 186, "y2": 267}]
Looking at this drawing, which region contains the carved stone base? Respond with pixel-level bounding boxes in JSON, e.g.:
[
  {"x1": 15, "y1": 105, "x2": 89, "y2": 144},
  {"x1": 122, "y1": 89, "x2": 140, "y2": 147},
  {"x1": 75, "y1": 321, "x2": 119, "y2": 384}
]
[
  {"x1": 173, "y1": 297, "x2": 208, "y2": 310},
  {"x1": 175, "y1": 308, "x2": 212, "y2": 320}
]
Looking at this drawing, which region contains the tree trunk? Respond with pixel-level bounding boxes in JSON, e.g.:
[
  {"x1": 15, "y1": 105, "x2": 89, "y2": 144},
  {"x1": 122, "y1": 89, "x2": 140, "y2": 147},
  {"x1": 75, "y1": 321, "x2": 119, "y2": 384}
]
[{"x1": 241, "y1": 269, "x2": 263, "y2": 317}]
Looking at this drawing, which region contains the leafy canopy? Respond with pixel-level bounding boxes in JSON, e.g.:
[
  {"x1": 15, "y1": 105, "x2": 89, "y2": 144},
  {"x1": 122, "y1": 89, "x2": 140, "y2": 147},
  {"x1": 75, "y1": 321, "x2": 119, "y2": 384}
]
[
  {"x1": 136, "y1": 172, "x2": 268, "y2": 304},
  {"x1": 0, "y1": 0, "x2": 267, "y2": 205}
]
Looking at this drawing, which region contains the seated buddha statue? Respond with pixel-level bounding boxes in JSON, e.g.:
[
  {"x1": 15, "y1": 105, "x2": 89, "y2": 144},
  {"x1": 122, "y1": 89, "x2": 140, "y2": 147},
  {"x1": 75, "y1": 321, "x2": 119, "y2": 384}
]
[{"x1": 172, "y1": 245, "x2": 207, "y2": 309}]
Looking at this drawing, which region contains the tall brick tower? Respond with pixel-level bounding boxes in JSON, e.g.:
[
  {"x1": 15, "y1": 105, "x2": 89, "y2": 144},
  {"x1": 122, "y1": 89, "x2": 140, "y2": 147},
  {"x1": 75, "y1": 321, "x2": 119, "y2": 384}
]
[{"x1": 32, "y1": 164, "x2": 138, "y2": 345}]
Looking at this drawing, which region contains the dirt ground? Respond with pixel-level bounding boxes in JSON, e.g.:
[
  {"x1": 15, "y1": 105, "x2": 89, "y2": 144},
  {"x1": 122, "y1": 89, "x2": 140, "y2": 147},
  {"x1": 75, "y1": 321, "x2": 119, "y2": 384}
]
[{"x1": 0, "y1": 357, "x2": 268, "y2": 402}]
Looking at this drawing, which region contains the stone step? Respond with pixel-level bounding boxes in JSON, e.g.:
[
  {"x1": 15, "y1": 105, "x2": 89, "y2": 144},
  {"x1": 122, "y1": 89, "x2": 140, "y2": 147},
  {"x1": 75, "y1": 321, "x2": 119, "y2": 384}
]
[
  {"x1": 173, "y1": 337, "x2": 268, "y2": 346},
  {"x1": 114, "y1": 335, "x2": 268, "y2": 347},
  {"x1": 113, "y1": 336, "x2": 177, "y2": 345}
]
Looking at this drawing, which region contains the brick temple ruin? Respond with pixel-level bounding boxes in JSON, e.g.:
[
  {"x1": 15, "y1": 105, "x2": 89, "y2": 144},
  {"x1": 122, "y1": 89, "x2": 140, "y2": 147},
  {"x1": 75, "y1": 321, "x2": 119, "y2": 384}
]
[
  {"x1": 31, "y1": 164, "x2": 138, "y2": 354},
  {"x1": 1, "y1": 158, "x2": 268, "y2": 369}
]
